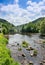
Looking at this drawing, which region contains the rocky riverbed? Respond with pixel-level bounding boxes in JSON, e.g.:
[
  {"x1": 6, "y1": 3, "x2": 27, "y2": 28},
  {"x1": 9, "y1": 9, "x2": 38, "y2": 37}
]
[{"x1": 7, "y1": 34, "x2": 45, "y2": 65}]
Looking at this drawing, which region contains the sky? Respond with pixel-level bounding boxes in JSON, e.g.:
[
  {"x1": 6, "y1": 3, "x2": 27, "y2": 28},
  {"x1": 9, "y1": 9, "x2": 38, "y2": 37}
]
[{"x1": 0, "y1": 0, "x2": 45, "y2": 26}]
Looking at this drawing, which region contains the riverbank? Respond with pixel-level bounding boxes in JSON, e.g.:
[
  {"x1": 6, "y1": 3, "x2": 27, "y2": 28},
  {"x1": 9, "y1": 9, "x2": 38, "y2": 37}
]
[
  {"x1": 0, "y1": 33, "x2": 20, "y2": 65},
  {"x1": 4, "y1": 33, "x2": 45, "y2": 39}
]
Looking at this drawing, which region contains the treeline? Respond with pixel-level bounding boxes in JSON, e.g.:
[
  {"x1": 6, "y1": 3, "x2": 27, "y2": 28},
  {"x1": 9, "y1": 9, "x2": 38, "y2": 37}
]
[
  {"x1": 17, "y1": 17, "x2": 45, "y2": 35},
  {"x1": 0, "y1": 19, "x2": 17, "y2": 34},
  {"x1": 21, "y1": 23, "x2": 38, "y2": 33}
]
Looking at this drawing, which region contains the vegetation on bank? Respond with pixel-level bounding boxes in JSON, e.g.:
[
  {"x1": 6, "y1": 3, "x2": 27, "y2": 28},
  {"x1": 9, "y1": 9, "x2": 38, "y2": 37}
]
[
  {"x1": 0, "y1": 33, "x2": 20, "y2": 65},
  {"x1": 40, "y1": 21, "x2": 45, "y2": 35},
  {"x1": 0, "y1": 19, "x2": 17, "y2": 34},
  {"x1": 17, "y1": 17, "x2": 45, "y2": 35},
  {"x1": 0, "y1": 17, "x2": 45, "y2": 35}
]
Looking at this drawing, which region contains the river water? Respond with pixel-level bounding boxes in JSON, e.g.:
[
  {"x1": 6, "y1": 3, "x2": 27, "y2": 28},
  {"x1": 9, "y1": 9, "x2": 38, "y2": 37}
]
[{"x1": 7, "y1": 34, "x2": 45, "y2": 65}]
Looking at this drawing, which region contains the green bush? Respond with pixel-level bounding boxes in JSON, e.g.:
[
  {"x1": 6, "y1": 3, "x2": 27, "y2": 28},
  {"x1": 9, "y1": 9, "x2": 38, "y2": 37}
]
[
  {"x1": 40, "y1": 21, "x2": 45, "y2": 35},
  {"x1": 0, "y1": 33, "x2": 8, "y2": 45},
  {"x1": 0, "y1": 34, "x2": 21, "y2": 65},
  {"x1": 22, "y1": 41, "x2": 28, "y2": 48},
  {"x1": 33, "y1": 50, "x2": 38, "y2": 56}
]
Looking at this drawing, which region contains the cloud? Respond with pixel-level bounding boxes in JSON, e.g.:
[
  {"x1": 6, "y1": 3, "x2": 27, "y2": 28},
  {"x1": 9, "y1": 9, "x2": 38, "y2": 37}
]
[
  {"x1": 27, "y1": 0, "x2": 45, "y2": 17},
  {"x1": 0, "y1": 1, "x2": 32, "y2": 25},
  {"x1": 15, "y1": 0, "x2": 19, "y2": 3},
  {"x1": 0, "y1": 0, "x2": 45, "y2": 26}
]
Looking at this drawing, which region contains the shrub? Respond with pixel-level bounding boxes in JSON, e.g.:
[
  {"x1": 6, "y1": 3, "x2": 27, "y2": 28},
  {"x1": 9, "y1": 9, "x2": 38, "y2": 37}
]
[
  {"x1": 0, "y1": 34, "x2": 21, "y2": 65},
  {"x1": 22, "y1": 41, "x2": 28, "y2": 48},
  {"x1": 33, "y1": 50, "x2": 38, "y2": 56}
]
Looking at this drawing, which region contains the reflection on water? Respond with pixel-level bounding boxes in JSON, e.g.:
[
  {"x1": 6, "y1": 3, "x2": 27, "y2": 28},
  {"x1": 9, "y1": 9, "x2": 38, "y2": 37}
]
[{"x1": 7, "y1": 34, "x2": 45, "y2": 65}]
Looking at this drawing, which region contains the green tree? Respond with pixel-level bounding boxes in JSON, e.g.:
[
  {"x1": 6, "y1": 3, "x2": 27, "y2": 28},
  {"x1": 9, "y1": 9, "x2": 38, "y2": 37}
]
[{"x1": 40, "y1": 21, "x2": 45, "y2": 35}]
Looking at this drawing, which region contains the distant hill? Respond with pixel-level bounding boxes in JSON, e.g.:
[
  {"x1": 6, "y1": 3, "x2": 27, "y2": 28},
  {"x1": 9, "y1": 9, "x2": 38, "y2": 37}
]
[
  {"x1": 0, "y1": 18, "x2": 17, "y2": 34},
  {"x1": 17, "y1": 17, "x2": 45, "y2": 33},
  {"x1": 32, "y1": 17, "x2": 45, "y2": 23},
  {"x1": 0, "y1": 17, "x2": 45, "y2": 34}
]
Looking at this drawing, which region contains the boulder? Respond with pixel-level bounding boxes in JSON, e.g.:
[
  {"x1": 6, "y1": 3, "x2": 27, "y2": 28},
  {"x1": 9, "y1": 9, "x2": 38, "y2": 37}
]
[
  {"x1": 22, "y1": 53, "x2": 26, "y2": 57},
  {"x1": 40, "y1": 62, "x2": 43, "y2": 65},
  {"x1": 30, "y1": 47, "x2": 34, "y2": 50},
  {"x1": 30, "y1": 53, "x2": 33, "y2": 57},
  {"x1": 29, "y1": 61, "x2": 33, "y2": 65},
  {"x1": 43, "y1": 60, "x2": 45, "y2": 63}
]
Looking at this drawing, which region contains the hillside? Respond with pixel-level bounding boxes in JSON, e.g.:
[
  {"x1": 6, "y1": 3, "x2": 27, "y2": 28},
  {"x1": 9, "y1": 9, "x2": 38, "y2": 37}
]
[
  {"x1": 0, "y1": 17, "x2": 45, "y2": 34},
  {"x1": 17, "y1": 17, "x2": 45, "y2": 33},
  {"x1": 0, "y1": 18, "x2": 17, "y2": 34},
  {"x1": 32, "y1": 17, "x2": 45, "y2": 23}
]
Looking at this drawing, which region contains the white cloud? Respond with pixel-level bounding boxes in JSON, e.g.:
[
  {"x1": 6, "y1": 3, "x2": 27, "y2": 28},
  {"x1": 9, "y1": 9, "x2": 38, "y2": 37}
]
[
  {"x1": 27, "y1": 1, "x2": 37, "y2": 6},
  {"x1": 27, "y1": 0, "x2": 45, "y2": 16},
  {"x1": 0, "y1": 0, "x2": 45, "y2": 26},
  {"x1": 0, "y1": 3, "x2": 32, "y2": 25},
  {"x1": 15, "y1": 0, "x2": 19, "y2": 3},
  {"x1": 43, "y1": 0, "x2": 45, "y2": 2}
]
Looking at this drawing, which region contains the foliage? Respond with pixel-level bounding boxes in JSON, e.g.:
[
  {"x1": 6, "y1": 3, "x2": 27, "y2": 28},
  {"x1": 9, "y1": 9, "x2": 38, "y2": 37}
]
[
  {"x1": 0, "y1": 33, "x2": 8, "y2": 45},
  {"x1": 22, "y1": 41, "x2": 28, "y2": 48},
  {"x1": 40, "y1": 21, "x2": 45, "y2": 35},
  {"x1": 17, "y1": 17, "x2": 45, "y2": 34},
  {"x1": 0, "y1": 34, "x2": 21, "y2": 65},
  {"x1": 0, "y1": 18, "x2": 16, "y2": 34},
  {"x1": 33, "y1": 50, "x2": 38, "y2": 56}
]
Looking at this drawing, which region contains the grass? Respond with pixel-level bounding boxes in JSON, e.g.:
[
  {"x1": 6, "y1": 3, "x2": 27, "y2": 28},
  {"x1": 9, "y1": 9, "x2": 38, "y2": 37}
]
[
  {"x1": 22, "y1": 41, "x2": 29, "y2": 48},
  {"x1": 0, "y1": 33, "x2": 21, "y2": 65},
  {"x1": 18, "y1": 47, "x2": 22, "y2": 51},
  {"x1": 0, "y1": 33, "x2": 8, "y2": 45},
  {"x1": 33, "y1": 50, "x2": 38, "y2": 56}
]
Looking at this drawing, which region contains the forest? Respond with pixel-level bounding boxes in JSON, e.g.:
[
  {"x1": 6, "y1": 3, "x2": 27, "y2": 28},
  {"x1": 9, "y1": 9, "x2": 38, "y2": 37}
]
[
  {"x1": 17, "y1": 17, "x2": 45, "y2": 35},
  {"x1": 0, "y1": 19, "x2": 17, "y2": 34}
]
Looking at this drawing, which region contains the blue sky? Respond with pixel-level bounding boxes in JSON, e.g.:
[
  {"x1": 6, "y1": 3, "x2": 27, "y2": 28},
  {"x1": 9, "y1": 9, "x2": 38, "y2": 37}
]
[{"x1": 0, "y1": 0, "x2": 45, "y2": 25}]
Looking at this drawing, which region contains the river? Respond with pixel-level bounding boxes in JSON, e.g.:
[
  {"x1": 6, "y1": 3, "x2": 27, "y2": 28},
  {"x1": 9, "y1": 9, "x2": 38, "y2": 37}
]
[{"x1": 7, "y1": 33, "x2": 45, "y2": 65}]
